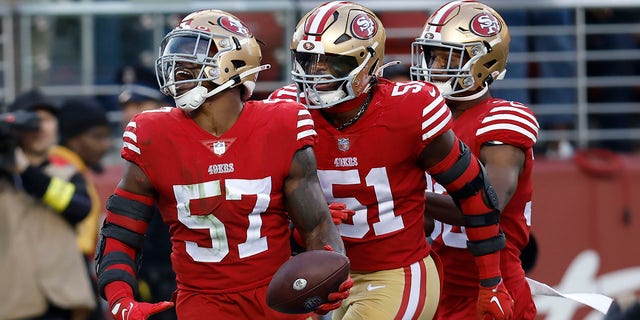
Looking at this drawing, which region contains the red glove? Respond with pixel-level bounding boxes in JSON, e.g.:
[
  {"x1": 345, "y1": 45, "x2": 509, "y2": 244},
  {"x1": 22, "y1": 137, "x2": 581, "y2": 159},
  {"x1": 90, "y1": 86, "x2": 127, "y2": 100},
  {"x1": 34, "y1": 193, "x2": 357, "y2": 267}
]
[
  {"x1": 476, "y1": 280, "x2": 514, "y2": 320},
  {"x1": 314, "y1": 245, "x2": 353, "y2": 315},
  {"x1": 110, "y1": 297, "x2": 174, "y2": 320},
  {"x1": 292, "y1": 203, "x2": 354, "y2": 248},
  {"x1": 329, "y1": 202, "x2": 355, "y2": 225}
]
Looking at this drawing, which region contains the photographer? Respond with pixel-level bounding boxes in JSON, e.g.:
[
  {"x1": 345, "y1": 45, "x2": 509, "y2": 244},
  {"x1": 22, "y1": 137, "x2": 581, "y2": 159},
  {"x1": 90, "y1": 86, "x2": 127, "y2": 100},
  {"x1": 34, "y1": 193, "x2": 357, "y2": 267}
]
[{"x1": 0, "y1": 89, "x2": 97, "y2": 319}]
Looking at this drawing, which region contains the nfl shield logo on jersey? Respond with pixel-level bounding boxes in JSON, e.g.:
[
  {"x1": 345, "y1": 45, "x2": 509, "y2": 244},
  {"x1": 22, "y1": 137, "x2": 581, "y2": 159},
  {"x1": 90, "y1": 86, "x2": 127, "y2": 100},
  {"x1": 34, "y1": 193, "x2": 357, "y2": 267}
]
[
  {"x1": 337, "y1": 138, "x2": 350, "y2": 152},
  {"x1": 213, "y1": 141, "x2": 226, "y2": 155}
]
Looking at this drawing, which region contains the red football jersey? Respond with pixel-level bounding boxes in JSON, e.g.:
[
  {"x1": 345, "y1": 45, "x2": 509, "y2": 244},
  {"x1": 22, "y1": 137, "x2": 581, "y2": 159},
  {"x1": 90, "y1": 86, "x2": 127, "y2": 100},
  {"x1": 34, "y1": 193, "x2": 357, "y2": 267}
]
[
  {"x1": 430, "y1": 97, "x2": 539, "y2": 295},
  {"x1": 120, "y1": 102, "x2": 317, "y2": 294},
  {"x1": 272, "y1": 78, "x2": 453, "y2": 271}
]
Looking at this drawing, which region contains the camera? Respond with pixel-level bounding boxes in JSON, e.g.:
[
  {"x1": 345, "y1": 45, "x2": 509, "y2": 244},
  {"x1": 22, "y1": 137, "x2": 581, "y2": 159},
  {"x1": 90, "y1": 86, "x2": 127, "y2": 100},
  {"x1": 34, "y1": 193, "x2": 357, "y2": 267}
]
[{"x1": 0, "y1": 109, "x2": 40, "y2": 172}]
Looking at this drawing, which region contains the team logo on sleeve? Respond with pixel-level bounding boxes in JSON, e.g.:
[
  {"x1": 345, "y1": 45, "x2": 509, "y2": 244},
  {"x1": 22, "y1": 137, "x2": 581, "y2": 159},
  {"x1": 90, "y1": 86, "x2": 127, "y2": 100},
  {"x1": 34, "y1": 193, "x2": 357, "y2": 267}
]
[{"x1": 469, "y1": 13, "x2": 501, "y2": 37}]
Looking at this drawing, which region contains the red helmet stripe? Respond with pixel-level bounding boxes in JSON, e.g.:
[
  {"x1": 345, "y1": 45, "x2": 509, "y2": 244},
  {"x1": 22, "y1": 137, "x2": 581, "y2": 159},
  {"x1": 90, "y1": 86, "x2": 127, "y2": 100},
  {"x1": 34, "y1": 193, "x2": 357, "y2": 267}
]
[
  {"x1": 304, "y1": 1, "x2": 349, "y2": 35},
  {"x1": 428, "y1": 0, "x2": 464, "y2": 33}
]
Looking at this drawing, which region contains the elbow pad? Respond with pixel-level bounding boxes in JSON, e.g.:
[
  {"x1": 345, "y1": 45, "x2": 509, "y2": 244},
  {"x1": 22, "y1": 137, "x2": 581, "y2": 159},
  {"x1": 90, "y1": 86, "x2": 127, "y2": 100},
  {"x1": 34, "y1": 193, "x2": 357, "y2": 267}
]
[
  {"x1": 427, "y1": 138, "x2": 504, "y2": 280},
  {"x1": 95, "y1": 190, "x2": 154, "y2": 299}
]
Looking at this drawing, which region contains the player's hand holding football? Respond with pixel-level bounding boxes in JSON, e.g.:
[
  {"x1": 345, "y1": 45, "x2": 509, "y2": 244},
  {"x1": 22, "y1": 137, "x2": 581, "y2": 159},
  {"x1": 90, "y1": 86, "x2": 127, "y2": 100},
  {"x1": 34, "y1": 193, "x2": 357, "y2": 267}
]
[
  {"x1": 476, "y1": 278, "x2": 513, "y2": 320},
  {"x1": 314, "y1": 245, "x2": 354, "y2": 315},
  {"x1": 110, "y1": 296, "x2": 174, "y2": 320},
  {"x1": 329, "y1": 202, "x2": 355, "y2": 225}
]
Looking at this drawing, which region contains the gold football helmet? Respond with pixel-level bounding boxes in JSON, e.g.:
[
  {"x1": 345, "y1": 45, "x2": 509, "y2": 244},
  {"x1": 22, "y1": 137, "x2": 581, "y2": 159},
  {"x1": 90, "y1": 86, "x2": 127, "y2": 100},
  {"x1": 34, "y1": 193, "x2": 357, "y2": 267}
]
[
  {"x1": 290, "y1": 1, "x2": 385, "y2": 109},
  {"x1": 410, "y1": 1, "x2": 510, "y2": 100},
  {"x1": 155, "y1": 10, "x2": 269, "y2": 111}
]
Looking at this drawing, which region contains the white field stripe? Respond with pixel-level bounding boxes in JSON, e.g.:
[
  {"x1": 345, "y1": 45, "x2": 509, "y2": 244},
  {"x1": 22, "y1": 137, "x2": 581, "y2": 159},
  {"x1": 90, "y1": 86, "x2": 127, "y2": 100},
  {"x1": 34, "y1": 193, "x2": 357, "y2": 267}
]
[
  {"x1": 297, "y1": 119, "x2": 314, "y2": 128},
  {"x1": 123, "y1": 131, "x2": 137, "y2": 142},
  {"x1": 490, "y1": 106, "x2": 539, "y2": 127},
  {"x1": 422, "y1": 102, "x2": 448, "y2": 130},
  {"x1": 297, "y1": 129, "x2": 317, "y2": 140},
  {"x1": 482, "y1": 113, "x2": 539, "y2": 133},
  {"x1": 423, "y1": 112, "x2": 452, "y2": 141},
  {"x1": 123, "y1": 141, "x2": 141, "y2": 154},
  {"x1": 402, "y1": 261, "x2": 423, "y2": 320},
  {"x1": 126, "y1": 121, "x2": 136, "y2": 128},
  {"x1": 476, "y1": 123, "x2": 538, "y2": 143}
]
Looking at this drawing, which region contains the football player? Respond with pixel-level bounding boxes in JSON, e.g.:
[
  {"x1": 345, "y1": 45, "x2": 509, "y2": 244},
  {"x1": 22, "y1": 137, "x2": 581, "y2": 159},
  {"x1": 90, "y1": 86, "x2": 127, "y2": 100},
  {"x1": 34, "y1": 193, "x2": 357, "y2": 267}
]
[
  {"x1": 94, "y1": 10, "x2": 349, "y2": 320},
  {"x1": 270, "y1": 1, "x2": 513, "y2": 319},
  {"x1": 411, "y1": 1, "x2": 539, "y2": 319}
]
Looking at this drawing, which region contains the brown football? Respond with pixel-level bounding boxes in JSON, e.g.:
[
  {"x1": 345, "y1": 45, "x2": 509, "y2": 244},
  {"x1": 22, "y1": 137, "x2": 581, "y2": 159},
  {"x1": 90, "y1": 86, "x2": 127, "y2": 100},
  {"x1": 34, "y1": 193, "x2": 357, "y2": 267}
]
[{"x1": 266, "y1": 250, "x2": 350, "y2": 314}]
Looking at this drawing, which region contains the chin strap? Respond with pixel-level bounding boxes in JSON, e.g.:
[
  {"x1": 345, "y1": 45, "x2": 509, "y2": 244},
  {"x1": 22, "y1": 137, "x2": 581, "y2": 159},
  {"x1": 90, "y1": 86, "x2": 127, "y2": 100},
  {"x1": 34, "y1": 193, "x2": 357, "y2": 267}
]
[
  {"x1": 375, "y1": 60, "x2": 401, "y2": 78},
  {"x1": 174, "y1": 64, "x2": 271, "y2": 112},
  {"x1": 445, "y1": 84, "x2": 489, "y2": 102},
  {"x1": 203, "y1": 64, "x2": 271, "y2": 100}
]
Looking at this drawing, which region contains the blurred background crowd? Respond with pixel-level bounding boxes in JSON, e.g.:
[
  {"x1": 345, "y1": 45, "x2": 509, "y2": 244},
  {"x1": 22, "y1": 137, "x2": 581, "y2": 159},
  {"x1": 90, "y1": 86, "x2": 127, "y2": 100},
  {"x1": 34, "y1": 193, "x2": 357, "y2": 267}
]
[
  {"x1": 1, "y1": 0, "x2": 639, "y2": 159},
  {"x1": 0, "y1": 1, "x2": 638, "y2": 320}
]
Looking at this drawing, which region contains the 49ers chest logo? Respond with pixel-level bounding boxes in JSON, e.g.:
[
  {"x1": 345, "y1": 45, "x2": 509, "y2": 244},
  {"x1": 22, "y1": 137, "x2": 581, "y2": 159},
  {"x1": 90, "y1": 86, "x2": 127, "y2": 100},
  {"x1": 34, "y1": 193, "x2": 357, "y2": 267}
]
[
  {"x1": 469, "y1": 13, "x2": 501, "y2": 37},
  {"x1": 218, "y1": 16, "x2": 252, "y2": 37},
  {"x1": 351, "y1": 13, "x2": 377, "y2": 39}
]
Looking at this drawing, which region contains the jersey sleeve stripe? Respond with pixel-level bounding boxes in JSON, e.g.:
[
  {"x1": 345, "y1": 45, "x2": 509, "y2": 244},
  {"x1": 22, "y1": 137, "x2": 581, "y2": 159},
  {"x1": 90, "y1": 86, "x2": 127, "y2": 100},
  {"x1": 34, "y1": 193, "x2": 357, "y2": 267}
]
[
  {"x1": 123, "y1": 131, "x2": 137, "y2": 142},
  {"x1": 422, "y1": 95, "x2": 445, "y2": 117},
  {"x1": 298, "y1": 109, "x2": 311, "y2": 116},
  {"x1": 297, "y1": 119, "x2": 314, "y2": 127},
  {"x1": 422, "y1": 101, "x2": 449, "y2": 131},
  {"x1": 490, "y1": 106, "x2": 539, "y2": 127},
  {"x1": 423, "y1": 112, "x2": 452, "y2": 141},
  {"x1": 476, "y1": 123, "x2": 537, "y2": 143},
  {"x1": 482, "y1": 114, "x2": 539, "y2": 133},
  {"x1": 126, "y1": 121, "x2": 136, "y2": 129},
  {"x1": 123, "y1": 141, "x2": 141, "y2": 154},
  {"x1": 297, "y1": 129, "x2": 317, "y2": 140}
]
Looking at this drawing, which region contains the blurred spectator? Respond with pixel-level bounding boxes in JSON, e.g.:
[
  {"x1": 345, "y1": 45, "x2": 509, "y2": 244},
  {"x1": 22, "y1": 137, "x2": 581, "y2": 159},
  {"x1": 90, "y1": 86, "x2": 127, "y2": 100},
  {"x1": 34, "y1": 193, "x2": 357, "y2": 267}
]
[
  {"x1": 586, "y1": 8, "x2": 640, "y2": 153},
  {"x1": 52, "y1": 96, "x2": 114, "y2": 320},
  {"x1": 0, "y1": 89, "x2": 97, "y2": 319},
  {"x1": 117, "y1": 65, "x2": 170, "y2": 127},
  {"x1": 116, "y1": 66, "x2": 177, "y2": 320},
  {"x1": 494, "y1": 7, "x2": 576, "y2": 158}
]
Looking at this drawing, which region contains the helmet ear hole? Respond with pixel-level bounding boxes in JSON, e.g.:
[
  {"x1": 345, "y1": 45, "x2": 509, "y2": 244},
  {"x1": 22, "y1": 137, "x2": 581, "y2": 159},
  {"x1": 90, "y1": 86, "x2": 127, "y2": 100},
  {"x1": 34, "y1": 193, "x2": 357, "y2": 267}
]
[
  {"x1": 484, "y1": 60, "x2": 497, "y2": 69},
  {"x1": 232, "y1": 60, "x2": 246, "y2": 69}
]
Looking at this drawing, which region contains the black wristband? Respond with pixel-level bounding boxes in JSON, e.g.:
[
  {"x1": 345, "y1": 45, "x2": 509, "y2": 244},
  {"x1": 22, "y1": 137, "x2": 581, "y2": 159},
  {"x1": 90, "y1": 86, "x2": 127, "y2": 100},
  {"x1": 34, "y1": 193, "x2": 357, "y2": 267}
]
[{"x1": 480, "y1": 276, "x2": 502, "y2": 287}]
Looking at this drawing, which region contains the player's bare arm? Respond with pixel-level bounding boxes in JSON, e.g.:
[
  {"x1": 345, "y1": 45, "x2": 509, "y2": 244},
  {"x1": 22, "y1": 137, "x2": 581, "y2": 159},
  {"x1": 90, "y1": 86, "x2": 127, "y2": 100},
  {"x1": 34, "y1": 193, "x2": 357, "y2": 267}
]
[
  {"x1": 117, "y1": 160, "x2": 156, "y2": 198},
  {"x1": 480, "y1": 144, "x2": 525, "y2": 211},
  {"x1": 284, "y1": 146, "x2": 345, "y2": 254},
  {"x1": 418, "y1": 130, "x2": 457, "y2": 168},
  {"x1": 425, "y1": 192, "x2": 463, "y2": 225}
]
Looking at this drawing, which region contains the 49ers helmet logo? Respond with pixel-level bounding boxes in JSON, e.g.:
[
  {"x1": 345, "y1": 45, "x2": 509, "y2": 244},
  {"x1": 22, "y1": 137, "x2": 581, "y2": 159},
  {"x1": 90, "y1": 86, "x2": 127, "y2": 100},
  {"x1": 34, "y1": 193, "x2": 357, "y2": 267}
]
[
  {"x1": 351, "y1": 13, "x2": 377, "y2": 40},
  {"x1": 469, "y1": 13, "x2": 500, "y2": 37},
  {"x1": 218, "y1": 16, "x2": 252, "y2": 37}
]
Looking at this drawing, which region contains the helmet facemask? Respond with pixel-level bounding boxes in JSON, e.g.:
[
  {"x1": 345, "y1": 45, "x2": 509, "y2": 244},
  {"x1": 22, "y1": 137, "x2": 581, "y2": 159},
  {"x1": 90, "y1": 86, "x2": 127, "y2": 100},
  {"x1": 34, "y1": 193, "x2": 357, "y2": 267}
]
[
  {"x1": 412, "y1": 40, "x2": 490, "y2": 99},
  {"x1": 410, "y1": 1, "x2": 510, "y2": 101},
  {"x1": 289, "y1": 2, "x2": 385, "y2": 110},
  {"x1": 291, "y1": 51, "x2": 370, "y2": 109},
  {"x1": 155, "y1": 10, "x2": 268, "y2": 112},
  {"x1": 156, "y1": 30, "x2": 234, "y2": 111}
]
